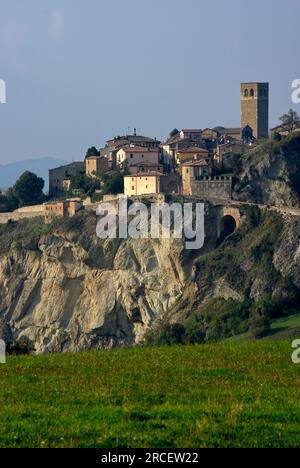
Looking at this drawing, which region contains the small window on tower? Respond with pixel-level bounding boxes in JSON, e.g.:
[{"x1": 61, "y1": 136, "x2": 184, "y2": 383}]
[
  {"x1": 244, "y1": 89, "x2": 249, "y2": 97},
  {"x1": 250, "y1": 89, "x2": 255, "y2": 97}
]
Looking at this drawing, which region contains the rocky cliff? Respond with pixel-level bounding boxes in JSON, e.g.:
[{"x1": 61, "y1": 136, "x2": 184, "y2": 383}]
[
  {"x1": 0, "y1": 203, "x2": 299, "y2": 353},
  {"x1": 233, "y1": 133, "x2": 300, "y2": 207}
]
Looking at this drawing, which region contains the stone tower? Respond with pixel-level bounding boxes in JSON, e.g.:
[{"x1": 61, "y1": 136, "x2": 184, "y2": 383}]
[{"x1": 241, "y1": 82, "x2": 269, "y2": 139}]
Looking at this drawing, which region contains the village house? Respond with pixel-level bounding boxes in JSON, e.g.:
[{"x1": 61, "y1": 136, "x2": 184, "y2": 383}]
[
  {"x1": 44, "y1": 199, "x2": 83, "y2": 222},
  {"x1": 85, "y1": 156, "x2": 109, "y2": 178},
  {"x1": 128, "y1": 161, "x2": 164, "y2": 175},
  {"x1": 176, "y1": 146, "x2": 210, "y2": 165},
  {"x1": 102, "y1": 131, "x2": 161, "y2": 169},
  {"x1": 216, "y1": 141, "x2": 246, "y2": 166},
  {"x1": 179, "y1": 129, "x2": 203, "y2": 141},
  {"x1": 124, "y1": 172, "x2": 162, "y2": 196},
  {"x1": 161, "y1": 129, "x2": 203, "y2": 168},
  {"x1": 116, "y1": 146, "x2": 160, "y2": 168},
  {"x1": 49, "y1": 162, "x2": 85, "y2": 196}
]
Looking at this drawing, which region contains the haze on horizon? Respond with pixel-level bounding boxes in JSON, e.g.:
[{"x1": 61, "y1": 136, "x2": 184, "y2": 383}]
[{"x1": 0, "y1": 0, "x2": 300, "y2": 165}]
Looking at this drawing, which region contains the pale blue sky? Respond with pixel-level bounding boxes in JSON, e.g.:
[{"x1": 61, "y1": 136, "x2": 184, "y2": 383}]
[{"x1": 0, "y1": 0, "x2": 300, "y2": 164}]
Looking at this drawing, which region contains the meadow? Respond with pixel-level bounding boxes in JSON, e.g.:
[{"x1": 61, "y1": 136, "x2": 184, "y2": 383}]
[{"x1": 0, "y1": 341, "x2": 299, "y2": 448}]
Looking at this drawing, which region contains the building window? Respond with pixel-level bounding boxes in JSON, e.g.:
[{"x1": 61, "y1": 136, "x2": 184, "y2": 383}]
[
  {"x1": 142, "y1": 155, "x2": 144, "y2": 158},
  {"x1": 244, "y1": 89, "x2": 249, "y2": 97},
  {"x1": 132, "y1": 186, "x2": 135, "y2": 190},
  {"x1": 250, "y1": 89, "x2": 255, "y2": 97},
  {"x1": 146, "y1": 186, "x2": 148, "y2": 189}
]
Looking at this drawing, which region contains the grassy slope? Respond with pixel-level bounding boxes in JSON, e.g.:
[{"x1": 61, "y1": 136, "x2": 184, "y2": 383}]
[
  {"x1": 0, "y1": 342, "x2": 300, "y2": 448},
  {"x1": 227, "y1": 313, "x2": 300, "y2": 343}
]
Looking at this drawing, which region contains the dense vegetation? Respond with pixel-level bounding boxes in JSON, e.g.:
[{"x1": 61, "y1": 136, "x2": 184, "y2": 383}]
[
  {"x1": 147, "y1": 207, "x2": 299, "y2": 346},
  {"x1": 0, "y1": 342, "x2": 299, "y2": 448},
  {"x1": 0, "y1": 171, "x2": 45, "y2": 212}
]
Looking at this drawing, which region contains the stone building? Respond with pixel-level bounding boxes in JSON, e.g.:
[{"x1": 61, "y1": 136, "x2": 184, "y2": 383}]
[
  {"x1": 49, "y1": 162, "x2": 85, "y2": 196},
  {"x1": 85, "y1": 156, "x2": 109, "y2": 178},
  {"x1": 102, "y1": 132, "x2": 161, "y2": 169},
  {"x1": 44, "y1": 199, "x2": 83, "y2": 222},
  {"x1": 116, "y1": 146, "x2": 159, "y2": 168},
  {"x1": 180, "y1": 160, "x2": 209, "y2": 195},
  {"x1": 129, "y1": 161, "x2": 164, "y2": 175},
  {"x1": 176, "y1": 146, "x2": 210, "y2": 165},
  {"x1": 124, "y1": 172, "x2": 182, "y2": 196},
  {"x1": 124, "y1": 172, "x2": 162, "y2": 196},
  {"x1": 241, "y1": 82, "x2": 269, "y2": 139}
]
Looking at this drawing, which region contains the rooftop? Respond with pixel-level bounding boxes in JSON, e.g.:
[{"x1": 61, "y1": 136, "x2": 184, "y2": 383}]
[
  {"x1": 178, "y1": 146, "x2": 209, "y2": 153},
  {"x1": 181, "y1": 160, "x2": 208, "y2": 167},
  {"x1": 50, "y1": 161, "x2": 85, "y2": 172},
  {"x1": 121, "y1": 146, "x2": 159, "y2": 153},
  {"x1": 130, "y1": 161, "x2": 163, "y2": 167},
  {"x1": 126, "y1": 171, "x2": 164, "y2": 177}
]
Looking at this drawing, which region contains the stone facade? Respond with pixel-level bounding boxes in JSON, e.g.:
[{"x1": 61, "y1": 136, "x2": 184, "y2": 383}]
[
  {"x1": 117, "y1": 146, "x2": 159, "y2": 168},
  {"x1": 241, "y1": 82, "x2": 269, "y2": 139},
  {"x1": 181, "y1": 161, "x2": 209, "y2": 195},
  {"x1": 85, "y1": 156, "x2": 109, "y2": 177},
  {"x1": 49, "y1": 162, "x2": 85, "y2": 196},
  {"x1": 189, "y1": 176, "x2": 232, "y2": 201},
  {"x1": 124, "y1": 173, "x2": 161, "y2": 196}
]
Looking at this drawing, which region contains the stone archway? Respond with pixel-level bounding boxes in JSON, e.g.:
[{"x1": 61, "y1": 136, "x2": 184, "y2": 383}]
[
  {"x1": 166, "y1": 181, "x2": 180, "y2": 195},
  {"x1": 223, "y1": 207, "x2": 241, "y2": 229},
  {"x1": 218, "y1": 207, "x2": 241, "y2": 243}
]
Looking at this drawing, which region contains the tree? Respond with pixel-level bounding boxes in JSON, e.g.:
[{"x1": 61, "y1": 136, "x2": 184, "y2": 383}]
[
  {"x1": 70, "y1": 173, "x2": 100, "y2": 195},
  {"x1": 279, "y1": 109, "x2": 300, "y2": 134},
  {"x1": 273, "y1": 132, "x2": 282, "y2": 142},
  {"x1": 85, "y1": 146, "x2": 100, "y2": 159},
  {"x1": 4, "y1": 188, "x2": 19, "y2": 212},
  {"x1": 169, "y1": 128, "x2": 179, "y2": 139},
  {"x1": 102, "y1": 173, "x2": 124, "y2": 195},
  {"x1": 13, "y1": 171, "x2": 44, "y2": 207},
  {"x1": 248, "y1": 297, "x2": 273, "y2": 340}
]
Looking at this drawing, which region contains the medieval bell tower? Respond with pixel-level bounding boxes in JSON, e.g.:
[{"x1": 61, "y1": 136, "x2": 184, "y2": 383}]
[{"x1": 241, "y1": 82, "x2": 269, "y2": 139}]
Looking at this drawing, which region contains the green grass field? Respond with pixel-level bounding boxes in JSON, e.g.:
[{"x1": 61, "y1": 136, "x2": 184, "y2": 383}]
[{"x1": 0, "y1": 341, "x2": 300, "y2": 448}]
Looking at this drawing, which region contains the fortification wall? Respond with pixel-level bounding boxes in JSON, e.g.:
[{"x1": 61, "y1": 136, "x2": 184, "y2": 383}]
[
  {"x1": 190, "y1": 176, "x2": 232, "y2": 201},
  {"x1": 0, "y1": 210, "x2": 45, "y2": 224}
]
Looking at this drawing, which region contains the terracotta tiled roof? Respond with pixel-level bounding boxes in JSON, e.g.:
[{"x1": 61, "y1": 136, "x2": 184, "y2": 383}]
[
  {"x1": 121, "y1": 146, "x2": 159, "y2": 153},
  {"x1": 126, "y1": 171, "x2": 163, "y2": 177},
  {"x1": 181, "y1": 160, "x2": 208, "y2": 167},
  {"x1": 178, "y1": 146, "x2": 209, "y2": 153},
  {"x1": 130, "y1": 162, "x2": 163, "y2": 167}
]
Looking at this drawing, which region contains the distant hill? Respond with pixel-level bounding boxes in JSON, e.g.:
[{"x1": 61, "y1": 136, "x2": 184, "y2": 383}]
[{"x1": 0, "y1": 157, "x2": 69, "y2": 192}]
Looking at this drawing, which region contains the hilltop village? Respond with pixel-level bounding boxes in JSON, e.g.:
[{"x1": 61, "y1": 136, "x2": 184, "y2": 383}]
[{"x1": 0, "y1": 81, "x2": 297, "y2": 223}]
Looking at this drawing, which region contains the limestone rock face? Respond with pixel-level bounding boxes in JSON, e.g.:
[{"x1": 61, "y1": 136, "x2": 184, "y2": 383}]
[
  {"x1": 0, "y1": 227, "x2": 189, "y2": 353},
  {"x1": 233, "y1": 136, "x2": 300, "y2": 208},
  {"x1": 0, "y1": 197, "x2": 299, "y2": 353}
]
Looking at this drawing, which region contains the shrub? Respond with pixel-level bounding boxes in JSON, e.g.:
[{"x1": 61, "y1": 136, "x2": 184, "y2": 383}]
[
  {"x1": 145, "y1": 320, "x2": 185, "y2": 346},
  {"x1": 248, "y1": 296, "x2": 274, "y2": 339}
]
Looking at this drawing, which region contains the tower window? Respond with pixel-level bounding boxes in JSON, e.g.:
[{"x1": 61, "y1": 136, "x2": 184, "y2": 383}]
[
  {"x1": 244, "y1": 89, "x2": 249, "y2": 97},
  {"x1": 250, "y1": 89, "x2": 255, "y2": 97}
]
